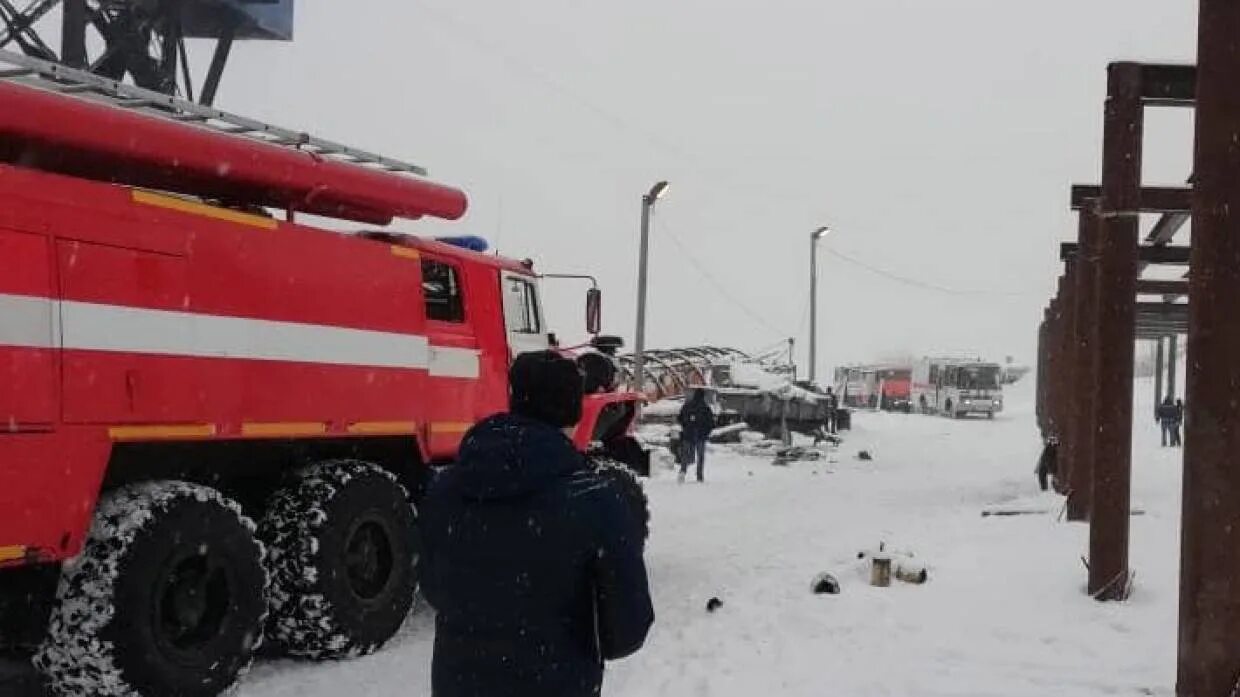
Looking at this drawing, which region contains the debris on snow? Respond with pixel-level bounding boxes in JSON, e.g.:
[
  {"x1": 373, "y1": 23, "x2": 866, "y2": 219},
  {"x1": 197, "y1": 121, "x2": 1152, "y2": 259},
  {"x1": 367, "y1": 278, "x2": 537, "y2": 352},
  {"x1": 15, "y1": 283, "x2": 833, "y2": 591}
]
[
  {"x1": 705, "y1": 597, "x2": 725, "y2": 613},
  {"x1": 773, "y1": 446, "x2": 824, "y2": 466},
  {"x1": 709, "y1": 422, "x2": 749, "y2": 444},
  {"x1": 810, "y1": 573, "x2": 842, "y2": 595}
]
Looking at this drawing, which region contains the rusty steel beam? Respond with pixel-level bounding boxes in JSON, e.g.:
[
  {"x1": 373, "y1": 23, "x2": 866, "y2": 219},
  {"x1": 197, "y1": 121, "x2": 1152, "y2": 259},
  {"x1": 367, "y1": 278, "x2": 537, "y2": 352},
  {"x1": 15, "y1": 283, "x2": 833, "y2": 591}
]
[
  {"x1": 1067, "y1": 211, "x2": 1100, "y2": 521},
  {"x1": 1139, "y1": 63, "x2": 1197, "y2": 107},
  {"x1": 1088, "y1": 62, "x2": 1142, "y2": 602},
  {"x1": 1137, "y1": 300, "x2": 1189, "y2": 312},
  {"x1": 1136, "y1": 280, "x2": 1189, "y2": 295},
  {"x1": 1061, "y1": 242, "x2": 1190, "y2": 264},
  {"x1": 1071, "y1": 184, "x2": 1192, "y2": 213},
  {"x1": 1179, "y1": 2, "x2": 1240, "y2": 690}
]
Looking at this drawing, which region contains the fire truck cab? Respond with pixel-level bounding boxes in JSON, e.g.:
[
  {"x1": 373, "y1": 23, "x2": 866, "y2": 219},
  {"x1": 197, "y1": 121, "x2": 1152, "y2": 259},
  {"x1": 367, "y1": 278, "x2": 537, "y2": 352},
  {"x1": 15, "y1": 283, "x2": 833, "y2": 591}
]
[{"x1": 0, "y1": 52, "x2": 647, "y2": 696}]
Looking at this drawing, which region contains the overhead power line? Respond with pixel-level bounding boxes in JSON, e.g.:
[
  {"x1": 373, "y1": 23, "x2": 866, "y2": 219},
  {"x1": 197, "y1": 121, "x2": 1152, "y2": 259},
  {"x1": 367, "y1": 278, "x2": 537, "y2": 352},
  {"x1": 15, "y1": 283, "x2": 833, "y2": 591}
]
[
  {"x1": 825, "y1": 248, "x2": 1039, "y2": 298},
  {"x1": 658, "y1": 221, "x2": 794, "y2": 340}
]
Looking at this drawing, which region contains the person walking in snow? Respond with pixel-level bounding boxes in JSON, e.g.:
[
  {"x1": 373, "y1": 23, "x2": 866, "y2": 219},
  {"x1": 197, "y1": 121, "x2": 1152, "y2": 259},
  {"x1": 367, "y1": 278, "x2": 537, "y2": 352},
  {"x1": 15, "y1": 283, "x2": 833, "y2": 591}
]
[
  {"x1": 419, "y1": 351, "x2": 654, "y2": 697},
  {"x1": 677, "y1": 388, "x2": 716, "y2": 483},
  {"x1": 1035, "y1": 435, "x2": 1058, "y2": 492},
  {"x1": 1157, "y1": 396, "x2": 1178, "y2": 447}
]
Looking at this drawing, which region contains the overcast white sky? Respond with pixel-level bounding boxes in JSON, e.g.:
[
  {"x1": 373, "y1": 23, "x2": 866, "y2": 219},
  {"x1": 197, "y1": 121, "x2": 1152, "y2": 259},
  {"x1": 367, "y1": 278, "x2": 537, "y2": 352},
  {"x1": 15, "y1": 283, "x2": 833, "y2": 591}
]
[{"x1": 45, "y1": 1, "x2": 1201, "y2": 373}]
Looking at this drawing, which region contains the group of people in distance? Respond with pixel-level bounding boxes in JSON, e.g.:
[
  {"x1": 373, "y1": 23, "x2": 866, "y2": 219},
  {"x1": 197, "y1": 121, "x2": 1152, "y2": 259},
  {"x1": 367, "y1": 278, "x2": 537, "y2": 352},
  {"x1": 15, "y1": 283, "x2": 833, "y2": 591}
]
[
  {"x1": 1037, "y1": 393, "x2": 1186, "y2": 492},
  {"x1": 1156, "y1": 395, "x2": 1185, "y2": 447}
]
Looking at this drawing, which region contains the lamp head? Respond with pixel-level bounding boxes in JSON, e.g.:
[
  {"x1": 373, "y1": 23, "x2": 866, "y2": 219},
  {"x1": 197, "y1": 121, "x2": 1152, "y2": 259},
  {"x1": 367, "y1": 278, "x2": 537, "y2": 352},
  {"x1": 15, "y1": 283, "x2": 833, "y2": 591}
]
[{"x1": 646, "y1": 180, "x2": 670, "y2": 203}]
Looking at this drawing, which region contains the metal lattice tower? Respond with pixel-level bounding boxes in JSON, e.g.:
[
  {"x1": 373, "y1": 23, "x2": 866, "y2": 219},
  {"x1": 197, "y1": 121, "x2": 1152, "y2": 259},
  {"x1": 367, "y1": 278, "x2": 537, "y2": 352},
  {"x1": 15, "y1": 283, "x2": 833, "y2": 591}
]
[{"x1": 0, "y1": 0, "x2": 293, "y2": 105}]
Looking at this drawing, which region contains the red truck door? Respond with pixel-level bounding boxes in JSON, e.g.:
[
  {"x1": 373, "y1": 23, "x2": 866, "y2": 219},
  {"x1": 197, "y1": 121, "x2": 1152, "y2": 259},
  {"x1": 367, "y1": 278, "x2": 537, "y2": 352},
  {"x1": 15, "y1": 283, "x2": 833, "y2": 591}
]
[
  {"x1": 420, "y1": 254, "x2": 484, "y2": 457},
  {"x1": 0, "y1": 228, "x2": 58, "y2": 430}
]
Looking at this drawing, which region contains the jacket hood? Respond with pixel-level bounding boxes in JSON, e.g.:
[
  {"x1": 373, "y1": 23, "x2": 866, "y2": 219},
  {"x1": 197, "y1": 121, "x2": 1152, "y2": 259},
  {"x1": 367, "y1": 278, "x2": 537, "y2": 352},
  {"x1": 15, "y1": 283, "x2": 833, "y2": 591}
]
[{"x1": 447, "y1": 413, "x2": 586, "y2": 501}]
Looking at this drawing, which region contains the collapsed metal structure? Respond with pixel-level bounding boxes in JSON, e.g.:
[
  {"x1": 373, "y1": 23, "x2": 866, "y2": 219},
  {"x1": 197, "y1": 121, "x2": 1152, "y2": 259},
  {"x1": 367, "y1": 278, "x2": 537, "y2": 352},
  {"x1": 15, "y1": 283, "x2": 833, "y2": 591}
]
[
  {"x1": 615, "y1": 347, "x2": 751, "y2": 403},
  {"x1": 619, "y1": 346, "x2": 833, "y2": 436},
  {"x1": 1037, "y1": 3, "x2": 1240, "y2": 691}
]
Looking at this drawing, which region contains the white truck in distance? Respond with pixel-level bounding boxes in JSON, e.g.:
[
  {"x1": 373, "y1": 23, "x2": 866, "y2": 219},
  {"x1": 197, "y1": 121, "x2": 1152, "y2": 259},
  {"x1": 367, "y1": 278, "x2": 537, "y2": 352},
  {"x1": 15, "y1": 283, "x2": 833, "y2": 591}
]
[{"x1": 911, "y1": 358, "x2": 1004, "y2": 419}]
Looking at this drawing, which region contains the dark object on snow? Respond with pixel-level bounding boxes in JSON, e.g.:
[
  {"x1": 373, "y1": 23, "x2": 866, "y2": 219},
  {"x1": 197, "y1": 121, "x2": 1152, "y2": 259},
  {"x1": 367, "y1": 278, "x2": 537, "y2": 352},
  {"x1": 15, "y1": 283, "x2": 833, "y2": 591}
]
[
  {"x1": 835, "y1": 408, "x2": 852, "y2": 431},
  {"x1": 1035, "y1": 437, "x2": 1058, "y2": 491},
  {"x1": 510, "y1": 350, "x2": 584, "y2": 429},
  {"x1": 814, "y1": 430, "x2": 843, "y2": 446},
  {"x1": 420, "y1": 413, "x2": 654, "y2": 697},
  {"x1": 870, "y1": 556, "x2": 893, "y2": 587},
  {"x1": 895, "y1": 563, "x2": 929, "y2": 585},
  {"x1": 774, "y1": 446, "x2": 823, "y2": 466},
  {"x1": 811, "y1": 573, "x2": 842, "y2": 595},
  {"x1": 706, "y1": 597, "x2": 724, "y2": 613},
  {"x1": 857, "y1": 450, "x2": 873, "y2": 461}
]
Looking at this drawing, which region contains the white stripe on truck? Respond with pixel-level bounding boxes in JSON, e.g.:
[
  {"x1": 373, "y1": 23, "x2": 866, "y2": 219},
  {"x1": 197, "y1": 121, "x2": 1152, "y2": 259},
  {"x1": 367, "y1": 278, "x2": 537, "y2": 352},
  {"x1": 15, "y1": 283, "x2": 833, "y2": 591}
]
[
  {"x1": 0, "y1": 293, "x2": 55, "y2": 349},
  {"x1": 0, "y1": 292, "x2": 476, "y2": 373}
]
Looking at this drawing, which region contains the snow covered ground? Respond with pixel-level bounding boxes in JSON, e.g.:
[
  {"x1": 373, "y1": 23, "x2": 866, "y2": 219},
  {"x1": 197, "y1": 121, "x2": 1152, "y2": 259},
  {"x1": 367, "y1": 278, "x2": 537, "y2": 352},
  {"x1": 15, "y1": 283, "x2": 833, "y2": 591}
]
[{"x1": 239, "y1": 377, "x2": 1186, "y2": 697}]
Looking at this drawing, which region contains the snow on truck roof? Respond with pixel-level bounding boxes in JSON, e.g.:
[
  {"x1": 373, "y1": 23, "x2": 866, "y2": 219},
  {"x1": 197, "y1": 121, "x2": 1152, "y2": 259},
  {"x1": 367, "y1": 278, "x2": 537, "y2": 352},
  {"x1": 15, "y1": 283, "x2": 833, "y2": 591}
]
[{"x1": 0, "y1": 50, "x2": 467, "y2": 227}]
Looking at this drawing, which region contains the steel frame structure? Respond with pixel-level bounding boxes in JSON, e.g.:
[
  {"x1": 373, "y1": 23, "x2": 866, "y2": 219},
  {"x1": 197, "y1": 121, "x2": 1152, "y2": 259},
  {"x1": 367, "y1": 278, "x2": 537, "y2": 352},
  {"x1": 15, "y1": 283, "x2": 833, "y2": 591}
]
[
  {"x1": 0, "y1": 0, "x2": 283, "y2": 105},
  {"x1": 615, "y1": 347, "x2": 749, "y2": 403},
  {"x1": 1040, "y1": 4, "x2": 1240, "y2": 689}
]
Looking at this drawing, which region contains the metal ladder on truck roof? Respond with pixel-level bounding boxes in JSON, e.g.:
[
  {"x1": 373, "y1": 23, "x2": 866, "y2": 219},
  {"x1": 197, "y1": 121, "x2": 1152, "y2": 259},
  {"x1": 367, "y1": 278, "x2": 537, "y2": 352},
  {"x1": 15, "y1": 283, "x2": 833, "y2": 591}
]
[{"x1": 0, "y1": 48, "x2": 429, "y2": 177}]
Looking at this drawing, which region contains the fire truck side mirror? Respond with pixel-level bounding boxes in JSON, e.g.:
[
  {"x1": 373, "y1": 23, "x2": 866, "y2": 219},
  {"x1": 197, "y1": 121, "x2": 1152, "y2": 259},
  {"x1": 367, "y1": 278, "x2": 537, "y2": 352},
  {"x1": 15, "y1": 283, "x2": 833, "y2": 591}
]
[{"x1": 586, "y1": 288, "x2": 602, "y2": 335}]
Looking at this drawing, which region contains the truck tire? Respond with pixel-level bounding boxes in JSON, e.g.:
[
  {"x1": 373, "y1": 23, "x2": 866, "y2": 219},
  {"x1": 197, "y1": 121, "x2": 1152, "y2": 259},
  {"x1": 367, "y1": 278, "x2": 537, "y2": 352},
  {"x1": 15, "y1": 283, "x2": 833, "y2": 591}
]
[
  {"x1": 589, "y1": 457, "x2": 650, "y2": 546},
  {"x1": 260, "y1": 460, "x2": 417, "y2": 660},
  {"x1": 35, "y1": 481, "x2": 267, "y2": 697}
]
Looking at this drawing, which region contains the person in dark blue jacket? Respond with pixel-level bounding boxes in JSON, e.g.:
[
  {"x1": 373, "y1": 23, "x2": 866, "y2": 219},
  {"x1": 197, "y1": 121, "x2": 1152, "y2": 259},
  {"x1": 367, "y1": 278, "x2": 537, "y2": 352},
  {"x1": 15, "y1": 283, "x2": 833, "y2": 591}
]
[
  {"x1": 419, "y1": 351, "x2": 654, "y2": 697},
  {"x1": 677, "y1": 389, "x2": 716, "y2": 483}
]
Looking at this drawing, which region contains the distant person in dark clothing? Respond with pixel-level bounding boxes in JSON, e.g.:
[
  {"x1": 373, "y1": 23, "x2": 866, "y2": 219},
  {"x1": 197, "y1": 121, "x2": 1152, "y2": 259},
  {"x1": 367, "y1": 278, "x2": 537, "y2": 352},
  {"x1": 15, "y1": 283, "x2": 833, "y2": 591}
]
[
  {"x1": 1157, "y1": 396, "x2": 1178, "y2": 447},
  {"x1": 420, "y1": 351, "x2": 654, "y2": 697},
  {"x1": 1036, "y1": 436, "x2": 1059, "y2": 491},
  {"x1": 824, "y1": 387, "x2": 840, "y2": 434},
  {"x1": 1172, "y1": 398, "x2": 1185, "y2": 447},
  {"x1": 677, "y1": 389, "x2": 716, "y2": 483}
]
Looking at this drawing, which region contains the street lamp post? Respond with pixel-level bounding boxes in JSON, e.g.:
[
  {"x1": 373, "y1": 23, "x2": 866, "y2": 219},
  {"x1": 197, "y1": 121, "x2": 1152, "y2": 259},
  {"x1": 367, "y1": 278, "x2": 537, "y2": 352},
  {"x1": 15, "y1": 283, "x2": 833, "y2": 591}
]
[
  {"x1": 809, "y1": 226, "x2": 830, "y2": 385},
  {"x1": 633, "y1": 180, "x2": 670, "y2": 404}
]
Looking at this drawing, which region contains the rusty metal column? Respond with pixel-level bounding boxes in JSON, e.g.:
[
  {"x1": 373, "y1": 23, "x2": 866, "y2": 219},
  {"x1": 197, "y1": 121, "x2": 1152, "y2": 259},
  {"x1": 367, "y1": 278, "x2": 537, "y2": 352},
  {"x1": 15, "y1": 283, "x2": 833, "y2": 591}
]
[
  {"x1": 1089, "y1": 62, "x2": 1143, "y2": 601},
  {"x1": 1036, "y1": 314, "x2": 1050, "y2": 439},
  {"x1": 1167, "y1": 334, "x2": 1179, "y2": 399},
  {"x1": 1046, "y1": 301, "x2": 1061, "y2": 438},
  {"x1": 1048, "y1": 292, "x2": 1068, "y2": 494},
  {"x1": 1154, "y1": 337, "x2": 1165, "y2": 413},
  {"x1": 1068, "y1": 211, "x2": 1100, "y2": 521},
  {"x1": 1058, "y1": 265, "x2": 1079, "y2": 493},
  {"x1": 1179, "y1": 0, "x2": 1240, "y2": 690}
]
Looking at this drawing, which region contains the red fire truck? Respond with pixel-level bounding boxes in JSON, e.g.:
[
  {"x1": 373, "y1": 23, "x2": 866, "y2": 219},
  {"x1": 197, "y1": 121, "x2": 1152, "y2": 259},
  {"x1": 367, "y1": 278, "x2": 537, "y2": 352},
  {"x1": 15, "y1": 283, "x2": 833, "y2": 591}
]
[
  {"x1": 832, "y1": 364, "x2": 912, "y2": 412},
  {"x1": 0, "y1": 53, "x2": 647, "y2": 696}
]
